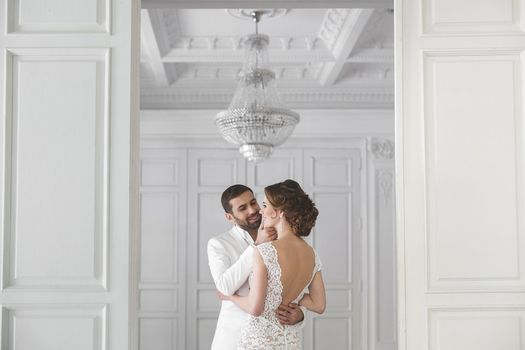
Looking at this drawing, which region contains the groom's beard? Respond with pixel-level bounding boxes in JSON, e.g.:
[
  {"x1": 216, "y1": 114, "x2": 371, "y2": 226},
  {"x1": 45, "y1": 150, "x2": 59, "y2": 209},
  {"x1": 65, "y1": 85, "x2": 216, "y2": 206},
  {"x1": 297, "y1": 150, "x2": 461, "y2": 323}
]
[{"x1": 234, "y1": 212, "x2": 262, "y2": 231}]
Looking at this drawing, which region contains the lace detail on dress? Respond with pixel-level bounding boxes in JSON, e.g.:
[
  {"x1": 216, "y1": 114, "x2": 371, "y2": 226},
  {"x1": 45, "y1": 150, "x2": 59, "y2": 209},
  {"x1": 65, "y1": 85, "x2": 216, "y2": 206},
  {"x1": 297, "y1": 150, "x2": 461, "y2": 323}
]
[
  {"x1": 258, "y1": 243, "x2": 283, "y2": 316},
  {"x1": 238, "y1": 242, "x2": 302, "y2": 350}
]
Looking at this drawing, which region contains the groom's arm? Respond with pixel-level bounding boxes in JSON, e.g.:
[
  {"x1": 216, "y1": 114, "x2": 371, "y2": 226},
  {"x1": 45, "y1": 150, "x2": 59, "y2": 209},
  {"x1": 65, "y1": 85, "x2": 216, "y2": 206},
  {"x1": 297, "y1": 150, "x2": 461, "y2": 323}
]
[{"x1": 207, "y1": 238, "x2": 254, "y2": 296}]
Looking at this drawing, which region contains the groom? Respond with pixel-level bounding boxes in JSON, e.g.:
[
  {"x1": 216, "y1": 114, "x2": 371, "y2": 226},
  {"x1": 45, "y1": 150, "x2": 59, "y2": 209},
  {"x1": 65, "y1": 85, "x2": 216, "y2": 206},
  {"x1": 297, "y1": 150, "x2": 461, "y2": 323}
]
[{"x1": 207, "y1": 184, "x2": 304, "y2": 349}]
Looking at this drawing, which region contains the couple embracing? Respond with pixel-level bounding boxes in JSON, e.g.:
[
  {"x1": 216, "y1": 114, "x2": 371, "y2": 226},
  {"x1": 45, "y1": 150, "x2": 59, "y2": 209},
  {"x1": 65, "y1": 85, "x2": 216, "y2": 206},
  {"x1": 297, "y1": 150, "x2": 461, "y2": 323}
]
[{"x1": 207, "y1": 179, "x2": 326, "y2": 350}]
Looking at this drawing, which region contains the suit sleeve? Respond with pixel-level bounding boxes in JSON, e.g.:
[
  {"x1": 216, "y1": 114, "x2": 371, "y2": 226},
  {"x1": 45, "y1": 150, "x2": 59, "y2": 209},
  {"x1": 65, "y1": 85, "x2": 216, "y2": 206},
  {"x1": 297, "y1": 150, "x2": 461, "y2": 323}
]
[{"x1": 207, "y1": 238, "x2": 254, "y2": 296}]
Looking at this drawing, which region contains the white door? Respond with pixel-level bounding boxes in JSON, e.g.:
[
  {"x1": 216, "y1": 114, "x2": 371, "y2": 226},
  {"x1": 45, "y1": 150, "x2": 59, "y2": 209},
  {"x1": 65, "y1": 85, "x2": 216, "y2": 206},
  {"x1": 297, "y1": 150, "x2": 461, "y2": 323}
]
[
  {"x1": 0, "y1": 0, "x2": 140, "y2": 349},
  {"x1": 397, "y1": 0, "x2": 525, "y2": 349}
]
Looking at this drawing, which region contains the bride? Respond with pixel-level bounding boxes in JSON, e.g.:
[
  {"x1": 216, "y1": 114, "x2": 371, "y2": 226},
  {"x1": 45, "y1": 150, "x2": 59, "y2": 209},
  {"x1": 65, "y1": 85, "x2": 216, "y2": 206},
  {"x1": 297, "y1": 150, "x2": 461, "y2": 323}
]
[{"x1": 219, "y1": 179, "x2": 326, "y2": 349}]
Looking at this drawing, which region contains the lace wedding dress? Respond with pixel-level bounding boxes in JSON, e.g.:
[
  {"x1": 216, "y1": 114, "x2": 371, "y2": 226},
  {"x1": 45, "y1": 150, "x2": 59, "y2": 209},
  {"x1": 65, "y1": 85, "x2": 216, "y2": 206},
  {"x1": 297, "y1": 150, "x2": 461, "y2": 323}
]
[{"x1": 238, "y1": 242, "x2": 321, "y2": 350}]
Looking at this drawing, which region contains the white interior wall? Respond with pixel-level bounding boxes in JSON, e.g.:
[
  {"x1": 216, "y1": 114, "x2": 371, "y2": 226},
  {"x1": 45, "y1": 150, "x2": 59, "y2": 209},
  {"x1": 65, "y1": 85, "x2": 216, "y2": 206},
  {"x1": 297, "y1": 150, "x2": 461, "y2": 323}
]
[
  {"x1": 396, "y1": 0, "x2": 525, "y2": 349},
  {"x1": 139, "y1": 109, "x2": 396, "y2": 350},
  {"x1": 0, "y1": 0, "x2": 140, "y2": 349}
]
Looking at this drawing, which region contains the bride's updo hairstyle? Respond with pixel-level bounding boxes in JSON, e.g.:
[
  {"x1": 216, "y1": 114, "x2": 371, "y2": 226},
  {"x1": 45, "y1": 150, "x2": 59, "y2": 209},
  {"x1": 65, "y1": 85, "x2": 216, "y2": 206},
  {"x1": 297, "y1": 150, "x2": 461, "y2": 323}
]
[{"x1": 264, "y1": 179, "x2": 319, "y2": 237}]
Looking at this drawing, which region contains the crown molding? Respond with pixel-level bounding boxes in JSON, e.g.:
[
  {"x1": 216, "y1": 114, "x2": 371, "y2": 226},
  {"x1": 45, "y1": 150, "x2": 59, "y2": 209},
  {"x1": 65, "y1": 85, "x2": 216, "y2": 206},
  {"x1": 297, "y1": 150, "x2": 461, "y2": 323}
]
[
  {"x1": 140, "y1": 109, "x2": 394, "y2": 141},
  {"x1": 142, "y1": 0, "x2": 393, "y2": 9},
  {"x1": 140, "y1": 87, "x2": 394, "y2": 109},
  {"x1": 172, "y1": 64, "x2": 321, "y2": 81},
  {"x1": 162, "y1": 46, "x2": 333, "y2": 63},
  {"x1": 167, "y1": 36, "x2": 326, "y2": 51}
]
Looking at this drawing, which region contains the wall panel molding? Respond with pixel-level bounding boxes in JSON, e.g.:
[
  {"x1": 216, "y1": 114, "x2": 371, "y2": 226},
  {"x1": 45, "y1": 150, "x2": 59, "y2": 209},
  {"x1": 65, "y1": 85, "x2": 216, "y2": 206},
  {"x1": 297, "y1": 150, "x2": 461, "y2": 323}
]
[
  {"x1": 3, "y1": 48, "x2": 110, "y2": 291},
  {"x1": 2, "y1": 304, "x2": 107, "y2": 350},
  {"x1": 6, "y1": 0, "x2": 110, "y2": 33},
  {"x1": 140, "y1": 192, "x2": 179, "y2": 284},
  {"x1": 312, "y1": 317, "x2": 352, "y2": 350},
  {"x1": 140, "y1": 289, "x2": 178, "y2": 313},
  {"x1": 139, "y1": 317, "x2": 177, "y2": 350},
  {"x1": 428, "y1": 308, "x2": 525, "y2": 350},
  {"x1": 422, "y1": 0, "x2": 522, "y2": 35},
  {"x1": 139, "y1": 148, "x2": 187, "y2": 350},
  {"x1": 312, "y1": 192, "x2": 353, "y2": 284},
  {"x1": 423, "y1": 51, "x2": 525, "y2": 292},
  {"x1": 141, "y1": 159, "x2": 179, "y2": 187}
]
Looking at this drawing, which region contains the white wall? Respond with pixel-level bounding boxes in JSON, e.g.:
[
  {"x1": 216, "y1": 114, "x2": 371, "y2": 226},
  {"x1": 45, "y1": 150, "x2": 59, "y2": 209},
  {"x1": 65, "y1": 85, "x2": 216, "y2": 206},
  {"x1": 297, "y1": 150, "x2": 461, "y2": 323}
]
[
  {"x1": 138, "y1": 109, "x2": 395, "y2": 350},
  {"x1": 397, "y1": 0, "x2": 525, "y2": 349},
  {"x1": 0, "y1": 0, "x2": 140, "y2": 349}
]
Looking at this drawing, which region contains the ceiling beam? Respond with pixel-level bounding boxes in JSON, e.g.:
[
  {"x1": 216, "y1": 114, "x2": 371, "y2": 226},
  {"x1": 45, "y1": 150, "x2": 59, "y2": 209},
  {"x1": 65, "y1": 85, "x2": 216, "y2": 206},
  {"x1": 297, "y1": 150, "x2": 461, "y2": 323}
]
[
  {"x1": 318, "y1": 9, "x2": 374, "y2": 87},
  {"x1": 347, "y1": 48, "x2": 394, "y2": 63},
  {"x1": 141, "y1": 9, "x2": 175, "y2": 86},
  {"x1": 162, "y1": 48, "x2": 334, "y2": 63},
  {"x1": 142, "y1": 0, "x2": 393, "y2": 9}
]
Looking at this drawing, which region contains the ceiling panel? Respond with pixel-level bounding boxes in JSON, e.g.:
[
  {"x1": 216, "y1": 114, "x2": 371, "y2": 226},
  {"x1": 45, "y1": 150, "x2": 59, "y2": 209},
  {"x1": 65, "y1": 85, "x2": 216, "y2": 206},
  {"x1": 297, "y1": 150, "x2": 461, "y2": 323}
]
[{"x1": 140, "y1": 8, "x2": 394, "y2": 110}]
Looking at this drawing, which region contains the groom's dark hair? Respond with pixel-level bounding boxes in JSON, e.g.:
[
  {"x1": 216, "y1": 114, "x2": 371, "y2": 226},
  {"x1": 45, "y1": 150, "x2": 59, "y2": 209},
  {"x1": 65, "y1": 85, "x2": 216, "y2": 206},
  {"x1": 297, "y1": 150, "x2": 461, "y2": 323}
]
[{"x1": 221, "y1": 184, "x2": 254, "y2": 213}]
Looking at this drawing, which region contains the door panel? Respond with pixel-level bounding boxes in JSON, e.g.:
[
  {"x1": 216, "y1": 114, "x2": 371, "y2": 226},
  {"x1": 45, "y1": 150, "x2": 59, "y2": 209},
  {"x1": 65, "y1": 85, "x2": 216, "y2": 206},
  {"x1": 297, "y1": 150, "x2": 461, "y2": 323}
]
[{"x1": 398, "y1": 0, "x2": 525, "y2": 348}]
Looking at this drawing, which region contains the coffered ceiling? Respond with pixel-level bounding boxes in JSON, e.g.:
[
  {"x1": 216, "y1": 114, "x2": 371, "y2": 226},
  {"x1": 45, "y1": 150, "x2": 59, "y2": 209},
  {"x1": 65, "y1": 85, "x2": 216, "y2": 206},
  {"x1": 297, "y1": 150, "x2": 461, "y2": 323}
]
[{"x1": 140, "y1": 8, "x2": 394, "y2": 110}]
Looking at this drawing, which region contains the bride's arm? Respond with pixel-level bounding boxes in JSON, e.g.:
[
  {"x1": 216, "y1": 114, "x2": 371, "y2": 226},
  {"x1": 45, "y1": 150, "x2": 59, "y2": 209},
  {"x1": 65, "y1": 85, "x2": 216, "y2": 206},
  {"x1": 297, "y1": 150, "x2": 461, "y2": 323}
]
[
  {"x1": 298, "y1": 271, "x2": 326, "y2": 314},
  {"x1": 229, "y1": 248, "x2": 267, "y2": 316}
]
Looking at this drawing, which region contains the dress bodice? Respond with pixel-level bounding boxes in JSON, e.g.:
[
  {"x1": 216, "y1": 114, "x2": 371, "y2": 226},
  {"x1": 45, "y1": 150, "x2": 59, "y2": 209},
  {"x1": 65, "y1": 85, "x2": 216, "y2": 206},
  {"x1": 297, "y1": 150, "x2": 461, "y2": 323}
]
[{"x1": 238, "y1": 242, "x2": 322, "y2": 350}]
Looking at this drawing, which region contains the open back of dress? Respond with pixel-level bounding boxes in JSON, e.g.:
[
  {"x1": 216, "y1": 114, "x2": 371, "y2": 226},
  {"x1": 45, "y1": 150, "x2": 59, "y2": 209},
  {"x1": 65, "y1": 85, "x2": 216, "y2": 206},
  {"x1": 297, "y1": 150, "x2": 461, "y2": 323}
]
[{"x1": 237, "y1": 241, "x2": 322, "y2": 350}]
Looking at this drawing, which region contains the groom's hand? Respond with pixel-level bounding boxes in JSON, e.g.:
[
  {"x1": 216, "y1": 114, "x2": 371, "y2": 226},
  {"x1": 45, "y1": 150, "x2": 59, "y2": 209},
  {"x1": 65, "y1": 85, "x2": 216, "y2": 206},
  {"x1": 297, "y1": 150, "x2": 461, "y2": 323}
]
[
  {"x1": 255, "y1": 220, "x2": 277, "y2": 245},
  {"x1": 276, "y1": 303, "x2": 304, "y2": 325}
]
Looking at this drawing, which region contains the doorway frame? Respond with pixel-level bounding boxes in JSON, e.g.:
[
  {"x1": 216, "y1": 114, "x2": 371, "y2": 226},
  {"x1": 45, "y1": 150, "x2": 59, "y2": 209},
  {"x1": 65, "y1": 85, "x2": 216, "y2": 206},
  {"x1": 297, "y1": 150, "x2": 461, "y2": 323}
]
[{"x1": 133, "y1": 1, "x2": 404, "y2": 350}]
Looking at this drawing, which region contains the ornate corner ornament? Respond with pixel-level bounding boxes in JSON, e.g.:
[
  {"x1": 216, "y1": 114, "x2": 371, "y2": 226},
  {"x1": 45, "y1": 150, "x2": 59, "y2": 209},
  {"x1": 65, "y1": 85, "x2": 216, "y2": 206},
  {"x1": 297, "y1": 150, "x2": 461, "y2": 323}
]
[
  {"x1": 368, "y1": 137, "x2": 394, "y2": 160},
  {"x1": 378, "y1": 170, "x2": 394, "y2": 205}
]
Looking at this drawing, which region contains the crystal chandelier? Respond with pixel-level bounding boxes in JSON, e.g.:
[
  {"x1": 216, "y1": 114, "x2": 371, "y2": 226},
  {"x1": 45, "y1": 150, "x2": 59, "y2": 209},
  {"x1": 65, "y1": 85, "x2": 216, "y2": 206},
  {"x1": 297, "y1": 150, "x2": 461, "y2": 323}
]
[{"x1": 215, "y1": 10, "x2": 300, "y2": 162}]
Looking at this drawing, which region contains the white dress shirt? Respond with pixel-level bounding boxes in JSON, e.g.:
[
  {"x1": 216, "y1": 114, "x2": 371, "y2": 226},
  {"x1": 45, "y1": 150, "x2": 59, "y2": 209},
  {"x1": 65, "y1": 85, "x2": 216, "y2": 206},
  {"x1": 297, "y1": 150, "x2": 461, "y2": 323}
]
[{"x1": 207, "y1": 225, "x2": 255, "y2": 350}]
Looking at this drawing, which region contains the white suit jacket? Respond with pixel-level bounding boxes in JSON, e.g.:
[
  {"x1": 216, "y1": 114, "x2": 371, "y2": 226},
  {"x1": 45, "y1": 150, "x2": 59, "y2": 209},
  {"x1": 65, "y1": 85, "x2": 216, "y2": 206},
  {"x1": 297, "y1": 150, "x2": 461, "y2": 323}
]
[{"x1": 207, "y1": 225, "x2": 255, "y2": 350}]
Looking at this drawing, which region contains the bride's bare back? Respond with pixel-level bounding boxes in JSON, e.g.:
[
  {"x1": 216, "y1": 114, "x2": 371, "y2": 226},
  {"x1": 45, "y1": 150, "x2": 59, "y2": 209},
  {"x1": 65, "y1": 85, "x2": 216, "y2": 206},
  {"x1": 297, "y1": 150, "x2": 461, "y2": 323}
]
[{"x1": 272, "y1": 237, "x2": 316, "y2": 305}]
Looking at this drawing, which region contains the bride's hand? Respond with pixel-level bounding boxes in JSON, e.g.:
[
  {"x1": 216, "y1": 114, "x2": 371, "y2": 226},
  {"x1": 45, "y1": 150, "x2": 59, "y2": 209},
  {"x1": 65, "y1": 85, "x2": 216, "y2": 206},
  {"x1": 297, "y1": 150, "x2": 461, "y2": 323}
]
[
  {"x1": 276, "y1": 302, "x2": 304, "y2": 325},
  {"x1": 216, "y1": 291, "x2": 231, "y2": 300}
]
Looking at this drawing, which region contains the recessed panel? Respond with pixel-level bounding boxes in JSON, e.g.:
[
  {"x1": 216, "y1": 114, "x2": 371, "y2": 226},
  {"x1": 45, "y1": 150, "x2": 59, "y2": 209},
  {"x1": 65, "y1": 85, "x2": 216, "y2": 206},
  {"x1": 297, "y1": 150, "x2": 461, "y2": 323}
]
[
  {"x1": 312, "y1": 156, "x2": 352, "y2": 187},
  {"x1": 424, "y1": 53, "x2": 525, "y2": 290},
  {"x1": 424, "y1": 0, "x2": 520, "y2": 34},
  {"x1": 141, "y1": 193, "x2": 177, "y2": 283},
  {"x1": 197, "y1": 318, "x2": 216, "y2": 350},
  {"x1": 198, "y1": 158, "x2": 238, "y2": 187},
  {"x1": 429, "y1": 309, "x2": 523, "y2": 350},
  {"x1": 325, "y1": 290, "x2": 351, "y2": 312},
  {"x1": 197, "y1": 193, "x2": 230, "y2": 283},
  {"x1": 141, "y1": 160, "x2": 178, "y2": 186},
  {"x1": 140, "y1": 318, "x2": 176, "y2": 350},
  {"x1": 5, "y1": 49, "x2": 108, "y2": 290},
  {"x1": 7, "y1": 0, "x2": 109, "y2": 33},
  {"x1": 197, "y1": 289, "x2": 221, "y2": 312},
  {"x1": 254, "y1": 156, "x2": 295, "y2": 186},
  {"x1": 140, "y1": 289, "x2": 177, "y2": 312},
  {"x1": 314, "y1": 317, "x2": 351, "y2": 350},
  {"x1": 375, "y1": 168, "x2": 396, "y2": 343},
  {"x1": 312, "y1": 193, "x2": 352, "y2": 283},
  {"x1": 5, "y1": 305, "x2": 106, "y2": 350}
]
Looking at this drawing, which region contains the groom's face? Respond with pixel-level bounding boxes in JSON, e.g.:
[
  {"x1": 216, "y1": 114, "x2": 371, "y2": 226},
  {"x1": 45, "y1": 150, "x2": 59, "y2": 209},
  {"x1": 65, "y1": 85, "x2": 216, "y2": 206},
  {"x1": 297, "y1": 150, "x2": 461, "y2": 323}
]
[{"x1": 227, "y1": 190, "x2": 262, "y2": 231}]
